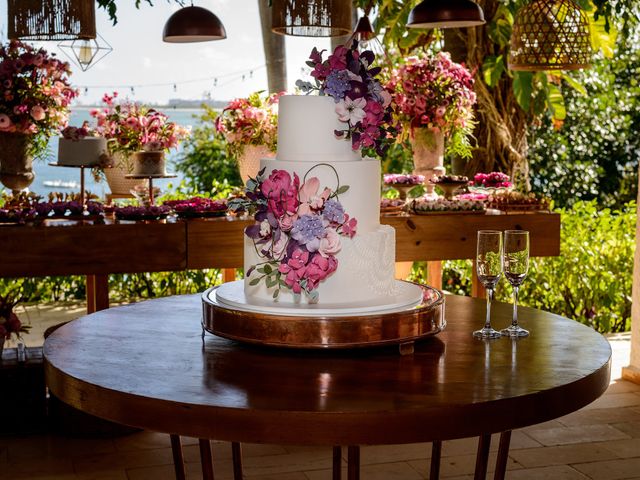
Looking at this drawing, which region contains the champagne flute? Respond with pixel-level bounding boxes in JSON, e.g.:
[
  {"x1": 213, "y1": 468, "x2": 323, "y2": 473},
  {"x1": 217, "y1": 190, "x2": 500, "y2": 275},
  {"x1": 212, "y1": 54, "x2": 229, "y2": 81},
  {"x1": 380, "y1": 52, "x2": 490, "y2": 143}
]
[
  {"x1": 501, "y1": 230, "x2": 530, "y2": 337},
  {"x1": 473, "y1": 230, "x2": 503, "y2": 339}
]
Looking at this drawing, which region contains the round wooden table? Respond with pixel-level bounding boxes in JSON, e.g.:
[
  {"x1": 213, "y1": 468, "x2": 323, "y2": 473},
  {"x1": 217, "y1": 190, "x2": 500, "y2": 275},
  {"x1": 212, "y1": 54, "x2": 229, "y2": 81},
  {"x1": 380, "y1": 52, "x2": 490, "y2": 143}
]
[{"x1": 44, "y1": 294, "x2": 611, "y2": 480}]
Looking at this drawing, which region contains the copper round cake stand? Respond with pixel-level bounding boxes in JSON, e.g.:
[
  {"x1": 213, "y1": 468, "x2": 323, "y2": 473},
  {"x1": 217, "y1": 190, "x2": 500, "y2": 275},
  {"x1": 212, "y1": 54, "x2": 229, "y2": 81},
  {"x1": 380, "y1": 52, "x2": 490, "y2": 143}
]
[{"x1": 201, "y1": 281, "x2": 445, "y2": 354}]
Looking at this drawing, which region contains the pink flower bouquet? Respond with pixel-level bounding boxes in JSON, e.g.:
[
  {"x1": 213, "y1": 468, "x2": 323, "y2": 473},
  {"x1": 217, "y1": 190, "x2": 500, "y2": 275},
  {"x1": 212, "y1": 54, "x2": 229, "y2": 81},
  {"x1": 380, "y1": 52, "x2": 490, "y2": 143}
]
[
  {"x1": 215, "y1": 91, "x2": 283, "y2": 158},
  {"x1": 0, "y1": 290, "x2": 30, "y2": 341},
  {"x1": 91, "y1": 92, "x2": 190, "y2": 155},
  {"x1": 0, "y1": 41, "x2": 78, "y2": 156},
  {"x1": 472, "y1": 172, "x2": 512, "y2": 189},
  {"x1": 230, "y1": 166, "x2": 357, "y2": 302},
  {"x1": 296, "y1": 41, "x2": 395, "y2": 156},
  {"x1": 388, "y1": 52, "x2": 477, "y2": 158}
]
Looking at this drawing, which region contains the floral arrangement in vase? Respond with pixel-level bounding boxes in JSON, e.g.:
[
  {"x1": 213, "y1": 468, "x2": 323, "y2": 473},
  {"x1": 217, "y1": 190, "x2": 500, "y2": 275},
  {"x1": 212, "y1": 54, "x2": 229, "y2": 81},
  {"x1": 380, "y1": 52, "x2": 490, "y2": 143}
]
[
  {"x1": 91, "y1": 92, "x2": 189, "y2": 154},
  {"x1": 215, "y1": 91, "x2": 283, "y2": 158},
  {"x1": 0, "y1": 290, "x2": 30, "y2": 344},
  {"x1": 388, "y1": 51, "x2": 477, "y2": 158},
  {"x1": 296, "y1": 40, "x2": 395, "y2": 156},
  {"x1": 215, "y1": 91, "x2": 283, "y2": 183},
  {"x1": 0, "y1": 41, "x2": 78, "y2": 156},
  {"x1": 230, "y1": 166, "x2": 357, "y2": 302}
]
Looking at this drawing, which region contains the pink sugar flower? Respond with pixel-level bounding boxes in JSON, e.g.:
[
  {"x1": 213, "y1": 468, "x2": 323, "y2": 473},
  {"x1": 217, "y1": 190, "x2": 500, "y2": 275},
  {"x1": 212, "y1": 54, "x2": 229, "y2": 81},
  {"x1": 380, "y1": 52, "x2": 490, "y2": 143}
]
[
  {"x1": 261, "y1": 169, "x2": 300, "y2": 218},
  {"x1": 304, "y1": 253, "x2": 338, "y2": 291},
  {"x1": 278, "y1": 248, "x2": 310, "y2": 294},
  {"x1": 319, "y1": 228, "x2": 341, "y2": 258},
  {"x1": 297, "y1": 177, "x2": 330, "y2": 216},
  {"x1": 341, "y1": 215, "x2": 357, "y2": 238}
]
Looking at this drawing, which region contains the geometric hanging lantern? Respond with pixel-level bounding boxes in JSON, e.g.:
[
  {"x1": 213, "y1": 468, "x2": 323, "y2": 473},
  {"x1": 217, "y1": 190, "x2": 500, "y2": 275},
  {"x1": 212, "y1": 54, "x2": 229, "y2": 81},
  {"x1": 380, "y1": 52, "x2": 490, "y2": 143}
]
[
  {"x1": 8, "y1": 0, "x2": 96, "y2": 41},
  {"x1": 349, "y1": 16, "x2": 386, "y2": 60},
  {"x1": 407, "y1": 0, "x2": 485, "y2": 29},
  {"x1": 508, "y1": 0, "x2": 592, "y2": 71},
  {"x1": 272, "y1": 0, "x2": 353, "y2": 37},
  {"x1": 58, "y1": 34, "x2": 113, "y2": 72}
]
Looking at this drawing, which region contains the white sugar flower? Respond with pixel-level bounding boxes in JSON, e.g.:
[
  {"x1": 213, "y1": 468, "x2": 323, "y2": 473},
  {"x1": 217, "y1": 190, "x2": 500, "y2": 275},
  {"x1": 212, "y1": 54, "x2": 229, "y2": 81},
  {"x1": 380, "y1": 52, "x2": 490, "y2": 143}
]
[{"x1": 335, "y1": 96, "x2": 367, "y2": 124}]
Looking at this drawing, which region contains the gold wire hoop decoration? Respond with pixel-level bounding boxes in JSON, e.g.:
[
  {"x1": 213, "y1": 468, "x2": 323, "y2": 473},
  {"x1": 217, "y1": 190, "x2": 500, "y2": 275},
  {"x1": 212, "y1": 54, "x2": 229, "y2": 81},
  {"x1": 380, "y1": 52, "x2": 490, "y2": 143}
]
[
  {"x1": 272, "y1": 0, "x2": 353, "y2": 37},
  {"x1": 8, "y1": 0, "x2": 96, "y2": 41},
  {"x1": 508, "y1": 0, "x2": 592, "y2": 71}
]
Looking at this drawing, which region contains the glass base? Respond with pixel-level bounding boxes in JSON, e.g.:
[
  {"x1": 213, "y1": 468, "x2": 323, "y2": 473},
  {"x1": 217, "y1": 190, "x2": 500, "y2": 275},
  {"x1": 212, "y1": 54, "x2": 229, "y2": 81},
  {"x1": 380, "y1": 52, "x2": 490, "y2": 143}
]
[
  {"x1": 473, "y1": 327, "x2": 502, "y2": 339},
  {"x1": 500, "y1": 325, "x2": 529, "y2": 337}
]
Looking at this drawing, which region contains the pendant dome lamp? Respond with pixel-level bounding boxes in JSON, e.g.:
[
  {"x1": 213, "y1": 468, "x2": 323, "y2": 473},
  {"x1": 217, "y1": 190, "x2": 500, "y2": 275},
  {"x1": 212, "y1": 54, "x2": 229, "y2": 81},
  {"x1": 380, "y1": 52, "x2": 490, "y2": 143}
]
[
  {"x1": 508, "y1": 0, "x2": 591, "y2": 71},
  {"x1": 407, "y1": 0, "x2": 485, "y2": 29},
  {"x1": 348, "y1": 15, "x2": 386, "y2": 60},
  {"x1": 163, "y1": 1, "x2": 227, "y2": 43}
]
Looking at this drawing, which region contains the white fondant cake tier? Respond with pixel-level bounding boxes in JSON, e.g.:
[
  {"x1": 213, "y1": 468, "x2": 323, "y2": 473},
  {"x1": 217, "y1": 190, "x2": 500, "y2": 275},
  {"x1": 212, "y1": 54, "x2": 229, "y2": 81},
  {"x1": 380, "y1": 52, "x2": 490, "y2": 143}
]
[
  {"x1": 57, "y1": 137, "x2": 107, "y2": 166},
  {"x1": 259, "y1": 157, "x2": 381, "y2": 233},
  {"x1": 244, "y1": 225, "x2": 399, "y2": 305},
  {"x1": 277, "y1": 95, "x2": 360, "y2": 163}
]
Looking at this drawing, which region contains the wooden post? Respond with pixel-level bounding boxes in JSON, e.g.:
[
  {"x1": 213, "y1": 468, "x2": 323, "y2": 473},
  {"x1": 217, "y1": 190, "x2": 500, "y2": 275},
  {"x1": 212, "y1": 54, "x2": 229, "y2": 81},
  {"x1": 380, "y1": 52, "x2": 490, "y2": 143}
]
[
  {"x1": 86, "y1": 274, "x2": 109, "y2": 314},
  {"x1": 623, "y1": 173, "x2": 640, "y2": 384},
  {"x1": 222, "y1": 269, "x2": 236, "y2": 283},
  {"x1": 427, "y1": 261, "x2": 442, "y2": 290}
]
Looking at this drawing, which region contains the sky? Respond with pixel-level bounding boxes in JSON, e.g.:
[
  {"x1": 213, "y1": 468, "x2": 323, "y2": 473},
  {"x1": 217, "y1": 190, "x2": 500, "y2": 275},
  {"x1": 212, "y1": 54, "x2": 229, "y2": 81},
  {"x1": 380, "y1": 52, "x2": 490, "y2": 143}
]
[{"x1": 0, "y1": 0, "x2": 335, "y2": 105}]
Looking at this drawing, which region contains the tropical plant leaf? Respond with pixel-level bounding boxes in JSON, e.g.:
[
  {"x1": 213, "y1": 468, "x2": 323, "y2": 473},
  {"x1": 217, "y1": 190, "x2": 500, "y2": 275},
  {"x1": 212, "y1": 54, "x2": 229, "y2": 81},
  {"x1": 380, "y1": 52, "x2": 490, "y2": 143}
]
[
  {"x1": 482, "y1": 55, "x2": 506, "y2": 87},
  {"x1": 512, "y1": 71, "x2": 534, "y2": 112}
]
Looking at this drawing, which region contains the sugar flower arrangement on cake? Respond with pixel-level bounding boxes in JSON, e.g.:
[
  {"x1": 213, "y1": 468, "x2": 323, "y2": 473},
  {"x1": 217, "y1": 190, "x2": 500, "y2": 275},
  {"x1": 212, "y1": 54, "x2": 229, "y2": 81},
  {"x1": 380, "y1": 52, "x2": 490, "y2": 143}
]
[
  {"x1": 215, "y1": 91, "x2": 283, "y2": 158},
  {"x1": 412, "y1": 196, "x2": 485, "y2": 213},
  {"x1": 0, "y1": 40, "x2": 78, "y2": 156},
  {"x1": 383, "y1": 173, "x2": 425, "y2": 186},
  {"x1": 60, "y1": 120, "x2": 99, "y2": 141},
  {"x1": 296, "y1": 40, "x2": 395, "y2": 156},
  {"x1": 231, "y1": 166, "x2": 357, "y2": 302},
  {"x1": 388, "y1": 51, "x2": 477, "y2": 158},
  {"x1": 91, "y1": 92, "x2": 190, "y2": 155}
]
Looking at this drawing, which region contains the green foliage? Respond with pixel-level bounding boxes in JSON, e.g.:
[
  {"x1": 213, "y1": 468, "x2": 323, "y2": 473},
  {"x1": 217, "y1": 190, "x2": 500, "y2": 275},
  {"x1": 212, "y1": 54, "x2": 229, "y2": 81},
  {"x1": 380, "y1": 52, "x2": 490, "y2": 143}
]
[
  {"x1": 528, "y1": 29, "x2": 640, "y2": 208},
  {"x1": 509, "y1": 201, "x2": 635, "y2": 333},
  {"x1": 175, "y1": 106, "x2": 243, "y2": 193},
  {"x1": 0, "y1": 270, "x2": 227, "y2": 305},
  {"x1": 97, "y1": 0, "x2": 184, "y2": 24}
]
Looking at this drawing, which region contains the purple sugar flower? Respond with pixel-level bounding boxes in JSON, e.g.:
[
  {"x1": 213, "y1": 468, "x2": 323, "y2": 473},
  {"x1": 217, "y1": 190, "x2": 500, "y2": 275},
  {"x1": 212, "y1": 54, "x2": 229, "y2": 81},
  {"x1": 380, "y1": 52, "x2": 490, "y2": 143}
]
[
  {"x1": 322, "y1": 199, "x2": 345, "y2": 223},
  {"x1": 324, "y1": 70, "x2": 351, "y2": 101},
  {"x1": 291, "y1": 214, "x2": 325, "y2": 252}
]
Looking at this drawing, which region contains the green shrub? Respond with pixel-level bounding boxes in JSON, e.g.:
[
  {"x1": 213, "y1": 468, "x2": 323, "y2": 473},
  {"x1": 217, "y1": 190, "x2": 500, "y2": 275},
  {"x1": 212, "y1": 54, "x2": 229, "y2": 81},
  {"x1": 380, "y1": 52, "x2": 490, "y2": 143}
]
[
  {"x1": 176, "y1": 106, "x2": 242, "y2": 193},
  {"x1": 434, "y1": 201, "x2": 635, "y2": 333}
]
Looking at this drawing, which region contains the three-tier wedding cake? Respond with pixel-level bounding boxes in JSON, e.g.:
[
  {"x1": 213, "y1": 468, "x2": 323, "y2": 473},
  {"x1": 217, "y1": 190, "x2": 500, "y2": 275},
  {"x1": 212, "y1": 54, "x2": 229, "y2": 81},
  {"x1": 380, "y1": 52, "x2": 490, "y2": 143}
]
[{"x1": 215, "y1": 42, "x2": 424, "y2": 315}]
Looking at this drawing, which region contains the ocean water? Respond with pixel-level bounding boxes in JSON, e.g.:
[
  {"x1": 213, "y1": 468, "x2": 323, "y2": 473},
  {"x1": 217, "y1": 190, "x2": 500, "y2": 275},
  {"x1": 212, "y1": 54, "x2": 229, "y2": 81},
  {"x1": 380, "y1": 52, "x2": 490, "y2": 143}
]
[{"x1": 30, "y1": 108, "x2": 205, "y2": 198}]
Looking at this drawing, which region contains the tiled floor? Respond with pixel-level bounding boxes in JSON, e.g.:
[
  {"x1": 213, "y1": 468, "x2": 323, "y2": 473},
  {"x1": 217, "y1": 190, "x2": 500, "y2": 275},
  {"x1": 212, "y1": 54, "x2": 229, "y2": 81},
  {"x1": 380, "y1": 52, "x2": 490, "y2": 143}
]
[{"x1": 1, "y1": 307, "x2": 638, "y2": 479}]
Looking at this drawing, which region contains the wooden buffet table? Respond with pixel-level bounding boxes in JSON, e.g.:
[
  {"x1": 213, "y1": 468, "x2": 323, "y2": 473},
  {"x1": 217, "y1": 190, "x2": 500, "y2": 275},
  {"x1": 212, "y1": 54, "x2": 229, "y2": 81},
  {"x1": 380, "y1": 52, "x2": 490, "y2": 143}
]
[
  {"x1": 0, "y1": 213, "x2": 560, "y2": 311},
  {"x1": 44, "y1": 294, "x2": 610, "y2": 480}
]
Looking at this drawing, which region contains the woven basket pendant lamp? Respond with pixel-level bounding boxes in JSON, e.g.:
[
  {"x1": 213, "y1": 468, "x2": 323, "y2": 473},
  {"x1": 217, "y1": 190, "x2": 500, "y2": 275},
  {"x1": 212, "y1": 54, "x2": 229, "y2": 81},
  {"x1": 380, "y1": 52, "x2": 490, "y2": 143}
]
[
  {"x1": 272, "y1": 0, "x2": 353, "y2": 37},
  {"x1": 509, "y1": 0, "x2": 592, "y2": 71},
  {"x1": 8, "y1": 0, "x2": 96, "y2": 41}
]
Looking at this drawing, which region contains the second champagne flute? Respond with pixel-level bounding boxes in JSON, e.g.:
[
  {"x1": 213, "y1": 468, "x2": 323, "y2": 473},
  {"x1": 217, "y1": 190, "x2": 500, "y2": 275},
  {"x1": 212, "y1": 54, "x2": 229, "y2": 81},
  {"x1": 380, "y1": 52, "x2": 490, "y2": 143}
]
[
  {"x1": 501, "y1": 230, "x2": 530, "y2": 337},
  {"x1": 473, "y1": 230, "x2": 503, "y2": 339}
]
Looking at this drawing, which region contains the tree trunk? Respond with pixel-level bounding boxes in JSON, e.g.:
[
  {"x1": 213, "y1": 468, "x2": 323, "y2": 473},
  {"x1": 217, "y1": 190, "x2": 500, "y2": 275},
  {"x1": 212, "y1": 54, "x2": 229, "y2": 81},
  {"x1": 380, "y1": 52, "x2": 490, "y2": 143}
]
[
  {"x1": 258, "y1": 0, "x2": 287, "y2": 93},
  {"x1": 444, "y1": 0, "x2": 529, "y2": 186}
]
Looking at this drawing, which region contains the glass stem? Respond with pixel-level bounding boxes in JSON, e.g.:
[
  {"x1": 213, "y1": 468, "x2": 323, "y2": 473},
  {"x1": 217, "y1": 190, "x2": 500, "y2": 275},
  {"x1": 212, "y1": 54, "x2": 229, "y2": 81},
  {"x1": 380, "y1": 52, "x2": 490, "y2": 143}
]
[
  {"x1": 485, "y1": 288, "x2": 494, "y2": 330},
  {"x1": 512, "y1": 286, "x2": 519, "y2": 328}
]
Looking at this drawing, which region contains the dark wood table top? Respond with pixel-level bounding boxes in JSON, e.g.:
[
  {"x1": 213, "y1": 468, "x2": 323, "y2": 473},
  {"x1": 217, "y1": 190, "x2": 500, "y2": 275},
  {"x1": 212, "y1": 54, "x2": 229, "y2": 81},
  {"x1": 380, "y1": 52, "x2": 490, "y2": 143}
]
[{"x1": 44, "y1": 293, "x2": 610, "y2": 445}]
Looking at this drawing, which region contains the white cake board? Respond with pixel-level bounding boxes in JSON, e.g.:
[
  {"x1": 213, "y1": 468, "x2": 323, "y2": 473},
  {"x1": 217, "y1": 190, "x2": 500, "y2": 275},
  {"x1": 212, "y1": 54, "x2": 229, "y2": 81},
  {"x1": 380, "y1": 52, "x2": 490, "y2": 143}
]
[{"x1": 213, "y1": 280, "x2": 424, "y2": 318}]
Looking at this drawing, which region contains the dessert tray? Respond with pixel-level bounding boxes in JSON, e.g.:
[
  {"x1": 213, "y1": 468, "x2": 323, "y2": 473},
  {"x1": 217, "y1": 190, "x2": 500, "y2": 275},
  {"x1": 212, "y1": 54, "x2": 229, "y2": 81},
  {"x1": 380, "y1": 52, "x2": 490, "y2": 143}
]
[{"x1": 202, "y1": 280, "x2": 445, "y2": 352}]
